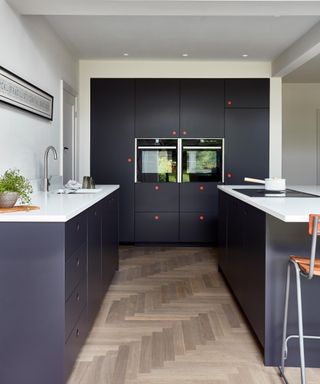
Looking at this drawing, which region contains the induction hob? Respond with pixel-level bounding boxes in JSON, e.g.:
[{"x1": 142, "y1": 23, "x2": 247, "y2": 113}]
[{"x1": 233, "y1": 188, "x2": 320, "y2": 198}]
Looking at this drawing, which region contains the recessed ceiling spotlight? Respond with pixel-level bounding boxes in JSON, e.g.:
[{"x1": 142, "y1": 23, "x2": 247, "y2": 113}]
[
  {"x1": 242, "y1": 54, "x2": 248, "y2": 58},
  {"x1": 123, "y1": 53, "x2": 129, "y2": 57},
  {"x1": 182, "y1": 53, "x2": 189, "y2": 57}
]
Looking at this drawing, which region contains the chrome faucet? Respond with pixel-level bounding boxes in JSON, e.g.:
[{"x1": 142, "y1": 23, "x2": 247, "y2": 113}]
[{"x1": 43, "y1": 146, "x2": 58, "y2": 192}]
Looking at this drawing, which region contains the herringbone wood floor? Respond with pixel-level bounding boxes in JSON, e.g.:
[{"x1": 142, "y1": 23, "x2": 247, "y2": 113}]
[{"x1": 67, "y1": 247, "x2": 320, "y2": 384}]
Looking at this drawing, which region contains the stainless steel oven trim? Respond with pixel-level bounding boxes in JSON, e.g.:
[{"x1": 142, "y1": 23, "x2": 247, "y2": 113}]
[
  {"x1": 135, "y1": 138, "x2": 179, "y2": 183},
  {"x1": 134, "y1": 138, "x2": 137, "y2": 183},
  {"x1": 178, "y1": 138, "x2": 182, "y2": 183},
  {"x1": 181, "y1": 138, "x2": 224, "y2": 184},
  {"x1": 182, "y1": 146, "x2": 222, "y2": 150},
  {"x1": 137, "y1": 146, "x2": 177, "y2": 149}
]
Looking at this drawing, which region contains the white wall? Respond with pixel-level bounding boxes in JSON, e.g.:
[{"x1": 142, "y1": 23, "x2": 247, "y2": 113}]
[
  {"x1": 78, "y1": 59, "x2": 281, "y2": 179},
  {"x1": 0, "y1": 1, "x2": 78, "y2": 190},
  {"x1": 283, "y1": 83, "x2": 320, "y2": 185}
]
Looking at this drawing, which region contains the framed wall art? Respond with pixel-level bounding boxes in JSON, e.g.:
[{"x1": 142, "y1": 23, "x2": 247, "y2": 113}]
[{"x1": 0, "y1": 66, "x2": 53, "y2": 120}]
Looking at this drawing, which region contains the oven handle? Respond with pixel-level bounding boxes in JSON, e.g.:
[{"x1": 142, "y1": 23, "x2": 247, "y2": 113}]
[
  {"x1": 137, "y1": 146, "x2": 177, "y2": 149},
  {"x1": 182, "y1": 146, "x2": 222, "y2": 150}
]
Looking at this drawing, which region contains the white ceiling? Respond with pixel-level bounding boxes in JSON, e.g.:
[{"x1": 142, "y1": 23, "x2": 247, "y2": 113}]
[
  {"x1": 6, "y1": 0, "x2": 320, "y2": 80},
  {"x1": 43, "y1": 15, "x2": 319, "y2": 60}
]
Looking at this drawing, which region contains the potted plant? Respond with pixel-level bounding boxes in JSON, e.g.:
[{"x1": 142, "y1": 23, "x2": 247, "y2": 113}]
[{"x1": 0, "y1": 169, "x2": 33, "y2": 208}]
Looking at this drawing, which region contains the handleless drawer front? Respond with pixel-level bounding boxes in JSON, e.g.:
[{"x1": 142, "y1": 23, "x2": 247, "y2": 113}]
[
  {"x1": 65, "y1": 212, "x2": 87, "y2": 259},
  {"x1": 135, "y1": 213, "x2": 179, "y2": 242},
  {"x1": 135, "y1": 183, "x2": 179, "y2": 212},
  {"x1": 65, "y1": 244, "x2": 87, "y2": 300},
  {"x1": 65, "y1": 307, "x2": 88, "y2": 380},
  {"x1": 180, "y1": 183, "x2": 219, "y2": 212},
  {"x1": 65, "y1": 277, "x2": 87, "y2": 340},
  {"x1": 180, "y1": 212, "x2": 217, "y2": 243}
]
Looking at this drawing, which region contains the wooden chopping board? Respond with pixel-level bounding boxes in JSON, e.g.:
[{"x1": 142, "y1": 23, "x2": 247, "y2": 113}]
[{"x1": 0, "y1": 205, "x2": 40, "y2": 214}]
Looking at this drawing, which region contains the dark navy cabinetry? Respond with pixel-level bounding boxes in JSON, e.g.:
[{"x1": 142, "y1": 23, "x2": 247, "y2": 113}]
[
  {"x1": 225, "y1": 78, "x2": 269, "y2": 108},
  {"x1": 224, "y1": 108, "x2": 269, "y2": 184},
  {"x1": 135, "y1": 79, "x2": 180, "y2": 137},
  {"x1": 91, "y1": 78, "x2": 270, "y2": 243},
  {"x1": 91, "y1": 79, "x2": 134, "y2": 243},
  {"x1": 0, "y1": 191, "x2": 119, "y2": 384},
  {"x1": 180, "y1": 79, "x2": 224, "y2": 138}
]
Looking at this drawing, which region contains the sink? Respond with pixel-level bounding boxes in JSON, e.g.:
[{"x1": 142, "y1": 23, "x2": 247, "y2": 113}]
[{"x1": 56, "y1": 188, "x2": 102, "y2": 194}]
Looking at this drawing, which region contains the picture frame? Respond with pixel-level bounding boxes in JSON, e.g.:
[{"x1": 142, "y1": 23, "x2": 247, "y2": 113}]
[{"x1": 0, "y1": 66, "x2": 54, "y2": 120}]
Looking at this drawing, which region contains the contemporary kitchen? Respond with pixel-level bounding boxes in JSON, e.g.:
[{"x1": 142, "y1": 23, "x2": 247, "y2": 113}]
[{"x1": 2, "y1": 1, "x2": 320, "y2": 384}]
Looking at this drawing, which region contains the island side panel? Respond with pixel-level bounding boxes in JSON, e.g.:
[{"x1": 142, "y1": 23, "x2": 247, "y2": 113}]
[
  {"x1": 265, "y1": 216, "x2": 320, "y2": 367},
  {"x1": 0, "y1": 222, "x2": 65, "y2": 384},
  {"x1": 218, "y1": 191, "x2": 266, "y2": 346}
]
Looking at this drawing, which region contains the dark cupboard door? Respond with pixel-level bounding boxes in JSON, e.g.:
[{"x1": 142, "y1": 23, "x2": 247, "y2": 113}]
[
  {"x1": 225, "y1": 79, "x2": 269, "y2": 108},
  {"x1": 87, "y1": 204, "x2": 102, "y2": 325},
  {"x1": 180, "y1": 183, "x2": 219, "y2": 212},
  {"x1": 179, "y1": 212, "x2": 217, "y2": 243},
  {"x1": 135, "y1": 183, "x2": 179, "y2": 212},
  {"x1": 101, "y1": 192, "x2": 119, "y2": 292},
  {"x1": 180, "y1": 79, "x2": 224, "y2": 138},
  {"x1": 135, "y1": 79, "x2": 180, "y2": 138},
  {"x1": 224, "y1": 109, "x2": 269, "y2": 185},
  {"x1": 91, "y1": 79, "x2": 134, "y2": 242},
  {"x1": 135, "y1": 213, "x2": 179, "y2": 242}
]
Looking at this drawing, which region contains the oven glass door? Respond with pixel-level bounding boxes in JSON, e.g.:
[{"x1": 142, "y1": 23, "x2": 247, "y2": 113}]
[
  {"x1": 136, "y1": 139, "x2": 177, "y2": 182},
  {"x1": 182, "y1": 139, "x2": 223, "y2": 182}
]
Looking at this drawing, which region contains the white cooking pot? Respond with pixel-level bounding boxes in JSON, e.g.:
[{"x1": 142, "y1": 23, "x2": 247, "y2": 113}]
[{"x1": 244, "y1": 177, "x2": 286, "y2": 191}]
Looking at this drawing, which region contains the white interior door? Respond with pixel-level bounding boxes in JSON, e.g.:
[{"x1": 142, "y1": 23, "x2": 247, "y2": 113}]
[{"x1": 63, "y1": 88, "x2": 76, "y2": 184}]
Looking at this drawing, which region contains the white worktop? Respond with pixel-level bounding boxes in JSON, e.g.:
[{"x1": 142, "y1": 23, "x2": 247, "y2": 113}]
[
  {"x1": 0, "y1": 185, "x2": 119, "y2": 222},
  {"x1": 218, "y1": 185, "x2": 320, "y2": 223}
]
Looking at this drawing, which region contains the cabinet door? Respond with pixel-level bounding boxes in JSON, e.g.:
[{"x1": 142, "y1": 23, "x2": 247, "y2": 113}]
[
  {"x1": 101, "y1": 192, "x2": 119, "y2": 292},
  {"x1": 180, "y1": 79, "x2": 224, "y2": 138},
  {"x1": 87, "y1": 204, "x2": 102, "y2": 325},
  {"x1": 135, "y1": 183, "x2": 179, "y2": 212},
  {"x1": 180, "y1": 182, "x2": 219, "y2": 212},
  {"x1": 225, "y1": 79, "x2": 269, "y2": 108},
  {"x1": 91, "y1": 79, "x2": 134, "y2": 242},
  {"x1": 135, "y1": 79, "x2": 180, "y2": 138},
  {"x1": 135, "y1": 212, "x2": 179, "y2": 242},
  {"x1": 179, "y1": 212, "x2": 217, "y2": 243},
  {"x1": 224, "y1": 109, "x2": 269, "y2": 184}
]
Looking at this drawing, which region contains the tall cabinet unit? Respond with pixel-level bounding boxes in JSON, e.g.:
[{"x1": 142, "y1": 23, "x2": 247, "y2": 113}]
[
  {"x1": 91, "y1": 79, "x2": 135, "y2": 242},
  {"x1": 91, "y1": 78, "x2": 270, "y2": 244},
  {"x1": 224, "y1": 79, "x2": 269, "y2": 184},
  {"x1": 179, "y1": 79, "x2": 224, "y2": 242}
]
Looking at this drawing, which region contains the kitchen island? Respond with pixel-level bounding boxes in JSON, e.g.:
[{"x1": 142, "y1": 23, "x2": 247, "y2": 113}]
[
  {"x1": 218, "y1": 185, "x2": 320, "y2": 367},
  {"x1": 0, "y1": 185, "x2": 119, "y2": 384}
]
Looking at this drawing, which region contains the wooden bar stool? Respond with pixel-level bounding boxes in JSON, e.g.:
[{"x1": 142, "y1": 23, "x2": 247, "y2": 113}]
[{"x1": 279, "y1": 214, "x2": 320, "y2": 384}]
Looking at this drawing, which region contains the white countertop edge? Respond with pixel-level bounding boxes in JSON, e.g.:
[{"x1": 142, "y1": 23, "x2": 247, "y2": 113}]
[
  {"x1": 0, "y1": 185, "x2": 119, "y2": 223},
  {"x1": 218, "y1": 185, "x2": 320, "y2": 223}
]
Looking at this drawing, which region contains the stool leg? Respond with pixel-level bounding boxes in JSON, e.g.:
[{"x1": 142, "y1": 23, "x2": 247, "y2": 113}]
[
  {"x1": 294, "y1": 264, "x2": 306, "y2": 384},
  {"x1": 280, "y1": 263, "x2": 291, "y2": 374}
]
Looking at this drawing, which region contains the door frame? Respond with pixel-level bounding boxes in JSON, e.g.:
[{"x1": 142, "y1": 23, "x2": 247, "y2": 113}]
[{"x1": 60, "y1": 80, "x2": 78, "y2": 181}]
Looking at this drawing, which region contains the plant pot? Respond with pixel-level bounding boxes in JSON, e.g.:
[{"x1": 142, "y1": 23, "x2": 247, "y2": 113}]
[{"x1": 0, "y1": 192, "x2": 19, "y2": 208}]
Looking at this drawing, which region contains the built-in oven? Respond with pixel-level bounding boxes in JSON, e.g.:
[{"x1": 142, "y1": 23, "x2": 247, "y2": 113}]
[
  {"x1": 135, "y1": 139, "x2": 178, "y2": 182},
  {"x1": 181, "y1": 138, "x2": 223, "y2": 182}
]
